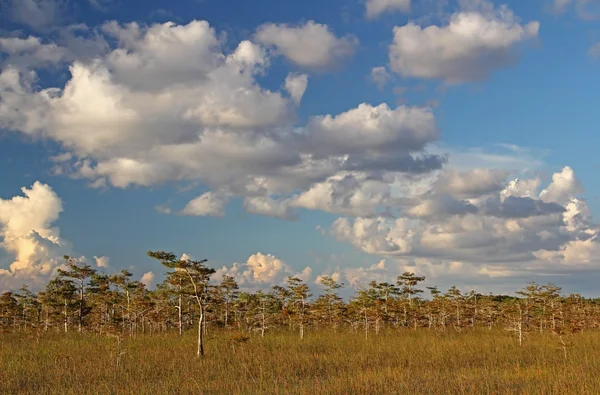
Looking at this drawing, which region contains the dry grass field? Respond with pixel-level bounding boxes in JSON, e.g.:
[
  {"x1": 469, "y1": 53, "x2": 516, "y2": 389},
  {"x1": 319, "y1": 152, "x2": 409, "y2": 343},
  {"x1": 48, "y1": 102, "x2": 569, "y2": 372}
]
[{"x1": 2, "y1": 329, "x2": 600, "y2": 394}]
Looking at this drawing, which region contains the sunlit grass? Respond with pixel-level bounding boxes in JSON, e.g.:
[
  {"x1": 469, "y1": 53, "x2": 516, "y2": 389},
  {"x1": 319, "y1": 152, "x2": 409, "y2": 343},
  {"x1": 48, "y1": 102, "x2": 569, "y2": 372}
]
[{"x1": 2, "y1": 329, "x2": 600, "y2": 394}]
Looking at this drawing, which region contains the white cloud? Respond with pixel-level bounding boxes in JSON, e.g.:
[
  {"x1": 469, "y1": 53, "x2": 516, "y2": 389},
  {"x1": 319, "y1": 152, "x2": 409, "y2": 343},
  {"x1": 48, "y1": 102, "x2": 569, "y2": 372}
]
[
  {"x1": 0, "y1": 20, "x2": 448, "y2": 223},
  {"x1": 154, "y1": 204, "x2": 171, "y2": 214},
  {"x1": 366, "y1": 0, "x2": 411, "y2": 19},
  {"x1": 284, "y1": 73, "x2": 308, "y2": 105},
  {"x1": 181, "y1": 191, "x2": 229, "y2": 217},
  {"x1": 389, "y1": 4, "x2": 539, "y2": 83},
  {"x1": 242, "y1": 252, "x2": 289, "y2": 283},
  {"x1": 306, "y1": 103, "x2": 438, "y2": 158},
  {"x1": 292, "y1": 174, "x2": 391, "y2": 217},
  {"x1": 539, "y1": 166, "x2": 583, "y2": 205},
  {"x1": 332, "y1": 217, "x2": 415, "y2": 255},
  {"x1": 295, "y1": 266, "x2": 313, "y2": 282},
  {"x1": 435, "y1": 169, "x2": 509, "y2": 199},
  {"x1": 94, "y1": 255, "x2": 110, "y2": 268},
  {"x1": 0, "y1": 36, "x2": 69, "y2": 69},
  {"x1": 140, "y1": 271, "x2": 155, "y2": 288},
  {"x1": 408, "y1": 196, "x2": 477, "y2": 218},
  {"x1": 330, "y1": 167, "x2": 600, "y2": 281},
  {"x1": 0, "y1": 182, "x2": 70, "y2": 291},
  {"x1": 255, "y1": 21, "x2": 358, "y2": 71},
  {"x1": 370, "y1": 66, "x2": 391, "y2": 90},
  {"x1": 243, "y1": 196, "x2": 298, "y2": 221},
  {"x1": 4, "y1": 18, "x2": 594, "y2": 290},
  {"x1": 4, "y1": 0, "x2": 66, "y2": 31},
  {"x1": 214, "y1": 252, "x2": 312, "y2": 287},
  {"x1": 343, "y1": 259, "x2": 394, "y2": 287},
  {"x1": 501, "y1": 176, "x2": 541, "y2": 200}
]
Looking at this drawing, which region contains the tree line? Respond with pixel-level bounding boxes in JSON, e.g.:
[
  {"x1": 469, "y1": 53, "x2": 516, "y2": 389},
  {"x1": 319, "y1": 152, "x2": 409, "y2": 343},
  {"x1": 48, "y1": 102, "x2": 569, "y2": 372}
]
[{"x1": 1, "y1": 252, "x2": 598, "y2": 355}]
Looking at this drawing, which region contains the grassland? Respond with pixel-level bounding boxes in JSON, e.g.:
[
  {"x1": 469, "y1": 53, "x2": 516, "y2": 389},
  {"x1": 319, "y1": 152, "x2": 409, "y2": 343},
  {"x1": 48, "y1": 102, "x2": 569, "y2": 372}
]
[{"x1": 2, "y1": 329, "x2": 600, "y2": 394}]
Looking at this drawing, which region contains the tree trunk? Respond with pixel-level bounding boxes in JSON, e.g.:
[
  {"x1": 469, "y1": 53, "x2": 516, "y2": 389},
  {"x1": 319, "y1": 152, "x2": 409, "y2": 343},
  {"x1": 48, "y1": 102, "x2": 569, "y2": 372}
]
[
  {"x1": 197, "y1": 305, "x2": 205, "y2": 357},
  {"x1": 63, "y1": 298, "x2": 68, "y2": 333},
  {"x1": 178, "y1": 293, "x2": 182, "y2": 336},
  {"x1": 78, "y1": 281, "x2": 84, "y2": 333}
]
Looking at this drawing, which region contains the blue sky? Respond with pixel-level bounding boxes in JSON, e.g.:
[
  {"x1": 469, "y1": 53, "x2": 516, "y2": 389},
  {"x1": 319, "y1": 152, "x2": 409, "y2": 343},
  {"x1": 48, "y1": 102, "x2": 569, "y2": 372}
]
[{"x1": 0, "y1": 0, "x2": 599, "y2": 296}]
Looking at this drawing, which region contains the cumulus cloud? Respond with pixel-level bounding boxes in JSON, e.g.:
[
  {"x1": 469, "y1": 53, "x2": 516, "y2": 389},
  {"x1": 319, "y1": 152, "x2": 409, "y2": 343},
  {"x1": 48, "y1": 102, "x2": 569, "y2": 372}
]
[
  {"x1": 140, "y1": 271, "x2": 155, "y2": 288},
  {"x1": 306, "y1": 103, "x2": 438, "y2": 158},
  {"x1": 0, "y1": 36, "x2": 70, "y2": 69},
  {"x1": 243, "y1": 196, "x2": 298, "y2": 221},
  {"x1": 292, "y1": 174, "x2": 392, "y2": 217},
  {"x1": 332, "y1": 217, "x2": 415, "y2": 255},
  {"x1": 0, "y1": 182, "x2": 70, "y2": 291},
  {"x1": 343, "y1": 259, "x2": 394, "y2": 287},
  {"x1": 370, "y1": 66, "x2": 391, "y2": 90},
  {"x1": 94, "y1": 255, "x2": 110, "y2": 268},
  {"x1": 500, "y1": 176, "x2": 541, "y2": 200},
  {"x1": 3, "y1": 17, "x2": 597, "y2": 289},
  {"x1": 181, "y1": 191, "x2": 229, "y2": 217},
  {"x1": 330, "y1": 167, "x2": 600, "y2": 278},
  {"x1": 255, "y1": 21, "x2": 358, "y2": 71},
  {"x1": 0, "y1": 19, "x2": 446, "y2": 224},
  {"x1": 214, "y1": 252, "x2": 312, "y2": 287},
  {"x1": 389, "y1": 3, "x2": 539, "y2": 83},
  {"x1": 366, "y1": 0, "x2": 411, "y2": 19},
  {"x1": 539, "y1": 166, "x2": 583, "y2": 205},
  {"x1": 3, "y1": 0, "x2": 66, "y2": 31},
  {"x1": 408, "y1": 196, "x2": 478, "y2": 218},
  {"x1": 284, "y1": 73, "x2": 308, "y2": 105},
  {"x1": 434, "y1": 169, "x2": 509, "y2": 199}
]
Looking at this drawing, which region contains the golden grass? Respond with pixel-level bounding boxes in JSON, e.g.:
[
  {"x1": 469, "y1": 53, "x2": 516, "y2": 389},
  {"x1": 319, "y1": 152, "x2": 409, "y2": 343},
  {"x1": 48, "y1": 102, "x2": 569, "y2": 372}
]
[{"x1": 2, "y1": 329, "x2": 600, "y2": 394}]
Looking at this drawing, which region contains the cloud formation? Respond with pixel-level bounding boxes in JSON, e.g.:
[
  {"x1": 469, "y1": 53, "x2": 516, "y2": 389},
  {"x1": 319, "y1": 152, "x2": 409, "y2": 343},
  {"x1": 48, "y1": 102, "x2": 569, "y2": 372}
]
[
  {"x1": 0, "y1": 19, "x2": 444, "y2": 224},
  {"x1": 140, "y1": 271, "x2": 155, "y2": 288},
  {"x1": 366, "y1": 0, "x2": 411, "y2": 19},
  {"x1": 329, "y1": 167, "x2": 599, "y2": 284},
  {"x1": 94, "y1": 256, "x2": 110, "y2": 268},
  {"x1": 255, "y1": 21, "x2": 358, "y2": 71},
  {"x1": 284, "y1": 73, "x2": 309, "y2": 105},
  {"x1": 0, "y1": 13, "x2": 596, "y2": 291},
  {"x1": 3, "y1": 0, "x2": 66, "y2": 31},
  {"x1": 181, "y1": 191, "x2": 229, "y2": 217},
  {"x1": 0, "y1": 182, "x2": 70, "y2": 291},
  {"x1": 389, "y1": 3, "x2": 539, "y2": 83},
  {"x1": 370, "y1": 67, "x2": 391, "y2": 90},
  {"x1": 214, "y1": 252, "x2": 312, "y2": 287}
]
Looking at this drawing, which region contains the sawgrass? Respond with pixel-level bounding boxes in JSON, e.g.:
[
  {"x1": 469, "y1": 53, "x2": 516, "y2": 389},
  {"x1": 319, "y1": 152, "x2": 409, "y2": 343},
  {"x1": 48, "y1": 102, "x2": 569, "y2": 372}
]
[{"x1": 2, "y1": 328, "x2": 599, "y2": 394}]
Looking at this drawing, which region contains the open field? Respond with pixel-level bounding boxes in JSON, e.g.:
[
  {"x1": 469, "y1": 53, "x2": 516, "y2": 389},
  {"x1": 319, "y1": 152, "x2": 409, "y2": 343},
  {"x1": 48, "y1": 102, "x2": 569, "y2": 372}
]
[{"x1": 2, "y1": 329, "x2": 600, "y2": 394}]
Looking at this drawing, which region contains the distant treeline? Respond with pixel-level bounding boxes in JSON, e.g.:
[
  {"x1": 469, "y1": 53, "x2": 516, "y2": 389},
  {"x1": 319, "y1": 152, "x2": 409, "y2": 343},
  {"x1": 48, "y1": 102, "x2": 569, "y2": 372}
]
[{"x1": 1, "y1": 253, "x2": 598, "y2": 344}]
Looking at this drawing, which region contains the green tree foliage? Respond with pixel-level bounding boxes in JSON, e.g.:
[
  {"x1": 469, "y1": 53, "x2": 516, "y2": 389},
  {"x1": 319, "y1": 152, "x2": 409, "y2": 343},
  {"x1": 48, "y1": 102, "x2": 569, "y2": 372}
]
[{"x1": 4, "y1": 251, "x2": 600, "y2": 353}]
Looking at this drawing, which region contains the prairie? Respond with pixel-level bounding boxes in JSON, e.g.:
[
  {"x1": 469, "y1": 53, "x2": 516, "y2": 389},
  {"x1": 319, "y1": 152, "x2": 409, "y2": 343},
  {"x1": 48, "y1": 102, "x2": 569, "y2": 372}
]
[{"x1": 2, "y1": 329, "x2": 600, "y2": 394}]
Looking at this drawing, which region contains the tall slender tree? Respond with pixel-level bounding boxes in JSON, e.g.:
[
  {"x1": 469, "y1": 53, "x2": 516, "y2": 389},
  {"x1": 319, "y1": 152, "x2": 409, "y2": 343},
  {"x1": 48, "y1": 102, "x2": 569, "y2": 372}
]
[
  {"x1": 219, "y1": 275, "x2": 239, "y2": 328},
  {"x1": 286, "y1": 277, "x2": 311, "y2": 339},
  {"x1": 148, "y1": 251, "x2": 215, "y2": 357},
  {"x1": 58, "y1": 256, "x2": 96, "y2": 333}
]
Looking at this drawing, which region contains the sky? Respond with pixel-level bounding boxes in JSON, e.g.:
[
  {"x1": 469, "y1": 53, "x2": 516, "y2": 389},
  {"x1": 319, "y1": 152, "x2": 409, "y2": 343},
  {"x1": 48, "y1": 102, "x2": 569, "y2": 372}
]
[{"x1": 0, "y1": 0, "x2": 599, "y2": 296}]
